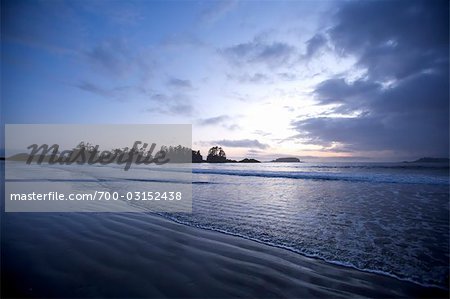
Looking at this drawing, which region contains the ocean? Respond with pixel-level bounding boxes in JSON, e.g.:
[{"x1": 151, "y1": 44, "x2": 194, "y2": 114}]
[
  {"x1": 3, "y1": 161, "x2": 449, "y2": 289},
  {"x1": 169, "y1": 162, "x2": 449, "y2": 288}
]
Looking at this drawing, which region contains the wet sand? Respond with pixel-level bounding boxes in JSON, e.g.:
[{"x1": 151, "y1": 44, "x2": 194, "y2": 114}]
[{"x1": 1, "y1": 211, "x2": 448, "y2": 298}]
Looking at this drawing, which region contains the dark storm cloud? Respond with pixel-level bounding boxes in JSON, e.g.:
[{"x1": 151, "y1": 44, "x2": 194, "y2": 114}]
[
  {"x1": 314, "y1": 78, "x2": 380, "y2": 105},
  {"x1": 329, "y1": 0, "x2": 448, "y2": 80},
  {"x1": 304, "y1": 33, "x2": 327, "y2": 58},
  {"x1": 294, "y1": 0, "x2": 449, "y2": 158}
]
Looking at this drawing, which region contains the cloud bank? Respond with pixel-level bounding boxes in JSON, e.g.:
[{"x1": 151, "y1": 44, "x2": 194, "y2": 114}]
[{"x1": 293, "y1": 0, "x2": 449, "y2": 158}]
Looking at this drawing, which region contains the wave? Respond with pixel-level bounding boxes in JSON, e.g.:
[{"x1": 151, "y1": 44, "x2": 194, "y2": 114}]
[
  {"x1": 156, "y1": 212, "x2": 448, "y2": 290},
  {"x1": 306, "y1": 164, "x2": 449, "y2": 170},
  {"x1": 6, "y1": 168, "x2": 449, "y2": 185},
  {"x1": 192, "y1": 169, "x2": 449, "y2": 185}
]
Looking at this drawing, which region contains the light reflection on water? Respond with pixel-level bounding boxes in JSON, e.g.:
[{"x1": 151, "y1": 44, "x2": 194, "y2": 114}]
[
  {"x1": 163, "y1": 162, "x2": 449, "y2": 288},
  {"x1": 4, "y1": 161, "x2": 449, "y2": 288}
]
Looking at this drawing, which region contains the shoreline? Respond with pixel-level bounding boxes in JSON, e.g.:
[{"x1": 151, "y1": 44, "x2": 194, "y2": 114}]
[
  {"x1": 157, "y1": 212, "x2": 449, "y2": 291},
  {"x1": 2, "y1": 210, "x2": 448, "y2": 298}
]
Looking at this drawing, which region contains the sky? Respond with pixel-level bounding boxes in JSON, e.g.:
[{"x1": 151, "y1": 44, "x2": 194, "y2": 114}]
[{"x1": 2, "y1": 0, "x2": 449, "y2": 161}]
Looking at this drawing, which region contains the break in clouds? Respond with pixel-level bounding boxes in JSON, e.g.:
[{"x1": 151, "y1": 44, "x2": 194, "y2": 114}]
[{"x1": 293, "y1": 0, "x2": 449, "y2": 157}]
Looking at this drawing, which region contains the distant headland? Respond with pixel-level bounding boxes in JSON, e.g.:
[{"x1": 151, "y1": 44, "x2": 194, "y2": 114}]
[{"x1": 404, "y1": 157, "x2": 450, "y2": 163}]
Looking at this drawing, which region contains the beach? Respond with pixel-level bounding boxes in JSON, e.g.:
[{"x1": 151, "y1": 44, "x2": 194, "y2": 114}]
[
  {"x1": 2, "y1": 0, "x2": 449, "y2": 297},
  {"x1": 2, "y1": 210, "x2": 447, "y2": 298},
  {"x1": 2, "y1": 161, "x2": 449, "y2": 298}
]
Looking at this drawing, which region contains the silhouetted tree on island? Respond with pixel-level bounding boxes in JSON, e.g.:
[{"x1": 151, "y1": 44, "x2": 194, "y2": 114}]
[
  {"x1": 206, "y1": 146, "x2": 227, "y2": 163},
  {"x1": 192, "y1": 150, "x2": 203, "y2": 163}
]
